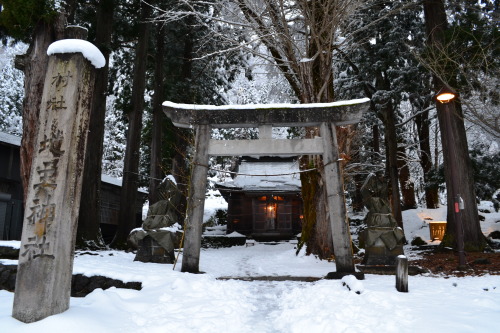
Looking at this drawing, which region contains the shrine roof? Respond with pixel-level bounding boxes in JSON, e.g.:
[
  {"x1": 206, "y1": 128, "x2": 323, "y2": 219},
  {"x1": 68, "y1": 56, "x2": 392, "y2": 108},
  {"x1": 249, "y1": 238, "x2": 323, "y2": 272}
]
[
  {"x1": 216, "y1": 157, "x2": 301, "y2": 193},
  {"x1": 0, "y1": 132, "x2": 21, "y2": 147}
]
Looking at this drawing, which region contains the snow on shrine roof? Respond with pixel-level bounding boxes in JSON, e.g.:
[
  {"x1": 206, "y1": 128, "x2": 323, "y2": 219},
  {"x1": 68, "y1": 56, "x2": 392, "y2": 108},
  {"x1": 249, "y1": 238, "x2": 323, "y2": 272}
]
[
  {"x1": 218, "y1": 158, "x2": 301, "y2": 193},
  {"x1": 101, "y1": 174, "x2": 148, "y2": 194},
  {"x1": 0, "y1": 132, "x2": 21, "y2": 146},
  {"x1": 47, "y1": 39, "x2": 106, "y2": 68}
]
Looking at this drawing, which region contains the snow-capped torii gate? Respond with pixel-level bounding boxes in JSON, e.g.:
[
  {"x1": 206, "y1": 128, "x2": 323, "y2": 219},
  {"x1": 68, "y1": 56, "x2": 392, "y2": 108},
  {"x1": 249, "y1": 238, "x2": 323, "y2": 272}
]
[{"x1": 163, "y1": 98, "x2": 370, "y2": 275}]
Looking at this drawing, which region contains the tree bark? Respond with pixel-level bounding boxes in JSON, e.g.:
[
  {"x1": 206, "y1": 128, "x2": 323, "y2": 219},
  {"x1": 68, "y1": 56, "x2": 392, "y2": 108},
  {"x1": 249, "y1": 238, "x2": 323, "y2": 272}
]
[
  {"x1": 414, "y1": 101, "x2": 439, "y2": 208},
  {"x1": 423, "y1": 0, "x2": 486, "y2": 251},
  {"x1": 19, "y1": 14, "x2": 66, "y2": 204},
  {"x1": 376, "y1": 73, "x2": 404, "y2": 229},
  {"x1": 171, "y1": 126, "x2": 189, "y2": 222},
  {"x1": 77, "y1": 0, "x2": 115, "y2": 249},
  {"x1": 372, "y1": 124, "x2": 380, "y2": 154},
  {"x1": 169, "y1": 21, "x2": 197, "y2": 223},
  {"x1": 111, "y1": 2, "x2": 152, "y2": 249},
  {"x1": 397, "y1": 146, "x2": 417, "y2": 210},
  {"x1": 351, "y1": 173, "x2": 365, "y2": 213},
  {"x1": 148, "y1": 24, "x2": 165, "y2": 205}
]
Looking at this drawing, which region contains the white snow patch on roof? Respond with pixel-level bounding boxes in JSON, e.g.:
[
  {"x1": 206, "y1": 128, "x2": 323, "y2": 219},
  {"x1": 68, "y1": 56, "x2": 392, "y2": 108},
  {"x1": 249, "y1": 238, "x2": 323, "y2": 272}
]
[
  {"x1": 0, "y1": 241, "x2": 21, "y2": 249},
  {"x1": 222, "y1": 160, "x2": 301, "y2": 192},
  {"x1": 226, "y1": 231, "x2": 246, "y2": 238},
  {"x1": 163, "y1": 97, "x2": 370, "y2": 110},
  {"x1": 101, "y1": 174, "x2": 123, "y2": 187},
  {"x1": 0, "y1": 132, "x2": 21, "y2": 146},
  {"x1": 47, "y1": 39, "x2": 106, "y2": 68},
  {"x1": 101, "y1": 174, "x2": 147, "y2": 194}
]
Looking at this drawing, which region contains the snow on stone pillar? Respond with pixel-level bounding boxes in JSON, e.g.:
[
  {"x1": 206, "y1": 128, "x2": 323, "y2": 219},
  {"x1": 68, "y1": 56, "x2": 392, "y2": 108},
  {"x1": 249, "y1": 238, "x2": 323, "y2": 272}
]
[{"x1": 12, "y1": 34, "x2": 104, "y2": 323}]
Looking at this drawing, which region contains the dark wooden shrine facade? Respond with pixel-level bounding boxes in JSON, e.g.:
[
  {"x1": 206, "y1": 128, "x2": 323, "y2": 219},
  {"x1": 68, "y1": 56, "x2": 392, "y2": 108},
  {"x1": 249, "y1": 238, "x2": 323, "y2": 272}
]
[
  {"x1": 223, "y1": 192, "x2": 303, "y2": 240},
  {"x1": 217, "y1": 158, "x2": 303, "y2": 240}
]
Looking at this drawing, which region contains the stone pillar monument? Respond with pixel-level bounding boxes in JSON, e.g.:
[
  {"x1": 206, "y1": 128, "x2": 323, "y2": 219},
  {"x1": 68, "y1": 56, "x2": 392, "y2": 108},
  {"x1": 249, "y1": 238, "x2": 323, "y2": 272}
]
[{"x1": 12, "y1": 33, "x2": 103, "y2": 323}]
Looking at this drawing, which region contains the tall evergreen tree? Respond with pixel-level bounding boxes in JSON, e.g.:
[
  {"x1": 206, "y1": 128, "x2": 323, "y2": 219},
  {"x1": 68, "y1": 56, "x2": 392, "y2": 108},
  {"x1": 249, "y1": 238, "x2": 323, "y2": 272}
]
[
  {"x1": 148, "y1": 22, "x2": 165, "y2": 205},
  {"x1": 0, "y1": 39, "x2": 25, "y2": 136},
  {"x1": 76, "y1": 0, "x2": 116, "y2": 249},
  {"x1": 337, "y1": 1, "x2": 438, "y2": 212},
  {"x1": 423, "y1": 0, "x2": 486, "y2": 252},
  {"x1": 111, "y1": 0, "x2": 152, "y2": 249}
]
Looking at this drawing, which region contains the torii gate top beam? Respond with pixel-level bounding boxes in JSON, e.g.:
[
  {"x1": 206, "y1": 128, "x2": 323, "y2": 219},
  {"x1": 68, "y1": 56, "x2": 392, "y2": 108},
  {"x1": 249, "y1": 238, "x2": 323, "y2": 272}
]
[{"x1": 162, "y1": 98, "x2": 370, "y2": 129}]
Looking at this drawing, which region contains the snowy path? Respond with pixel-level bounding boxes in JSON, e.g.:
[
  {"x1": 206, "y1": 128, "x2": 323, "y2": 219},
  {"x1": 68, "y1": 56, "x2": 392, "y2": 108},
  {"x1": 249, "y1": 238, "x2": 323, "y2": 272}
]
[
  {"x1": 200, "y1": 241, "x2": 335, "y2": 278},
  {"x1": 245, "y1": 281, "x2": 283, "y2": 333}
]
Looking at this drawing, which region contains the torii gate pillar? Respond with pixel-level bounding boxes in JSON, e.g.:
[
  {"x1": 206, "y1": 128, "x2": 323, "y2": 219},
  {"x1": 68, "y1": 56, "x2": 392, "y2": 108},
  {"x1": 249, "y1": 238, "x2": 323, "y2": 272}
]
[
  {"x1": 163, "y1": 99, "x2": 370, "y2": 275},
  {"x1": 320, "y1": 122, "x2": 354, "y2": 272},
  {"x1": 182, "y1": 124, "x2": 210, "y2": 272}
]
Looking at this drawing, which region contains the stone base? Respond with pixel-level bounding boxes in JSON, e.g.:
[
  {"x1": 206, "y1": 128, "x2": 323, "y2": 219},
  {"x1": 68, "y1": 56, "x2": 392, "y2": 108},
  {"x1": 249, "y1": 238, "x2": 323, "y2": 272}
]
[
  {"x1": 362, "y1": 244, "x2": 404, "y2": 266},
  {"x1": 134, "y1": 236, "x2": 174, "y2": 264},
  {"x1": 325, "y1": 271, "x2": 365, "y2": 280}
]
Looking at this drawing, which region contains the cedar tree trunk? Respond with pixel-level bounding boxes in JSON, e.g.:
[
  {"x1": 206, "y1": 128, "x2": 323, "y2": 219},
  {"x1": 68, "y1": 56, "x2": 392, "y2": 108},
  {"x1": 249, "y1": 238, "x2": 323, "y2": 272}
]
[
  {"x1": 77, "y1": 0, "x2": 115, "y2": 249},
  {"x1": 423, "y1": 0, "x2": 486, "y2": 251},
  {"x1": 148, "y1": 24, "x2": 165, "y2": 205},
  {"x1": 111, "y1": 2, "x2": 152, "y2": 249},
  {"x1": 16, "y1": 14, "x2": 65, "y2": 204},
  {"x1": 414, "y1": 101, "x2": 439, "y2": 208}
]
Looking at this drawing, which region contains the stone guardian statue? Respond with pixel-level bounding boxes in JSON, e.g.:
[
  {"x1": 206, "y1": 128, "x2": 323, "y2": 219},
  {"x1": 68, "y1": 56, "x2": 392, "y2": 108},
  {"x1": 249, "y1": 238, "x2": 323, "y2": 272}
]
[
  {"x1": 360, "y1": 172, "x2": 405, "y2": 265},
  {"x1": 128, "y1": 176, "x2": 182, "y2": 263}
]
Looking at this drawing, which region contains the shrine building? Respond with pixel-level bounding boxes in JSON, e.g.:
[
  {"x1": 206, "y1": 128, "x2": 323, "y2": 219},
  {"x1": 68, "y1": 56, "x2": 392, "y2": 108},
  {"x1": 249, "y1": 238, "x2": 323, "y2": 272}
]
[{"x1": 217, "y1": 156, "x2": 303, "y2": 241}]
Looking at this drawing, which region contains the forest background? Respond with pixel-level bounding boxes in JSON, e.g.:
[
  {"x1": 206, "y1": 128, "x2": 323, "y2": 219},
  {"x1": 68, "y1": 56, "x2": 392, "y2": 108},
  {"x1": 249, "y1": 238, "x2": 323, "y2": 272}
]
[{"x1": 0, "y1": 0, "x2": 498, "y2": 257}]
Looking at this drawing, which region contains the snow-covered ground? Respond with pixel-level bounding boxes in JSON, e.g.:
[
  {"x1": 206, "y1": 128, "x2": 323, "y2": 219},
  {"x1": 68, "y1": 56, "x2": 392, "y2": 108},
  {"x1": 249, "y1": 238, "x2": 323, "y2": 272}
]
[
  {"x1": 1, "y1": 204, "x2": 499, "y2": 332},
  {"x1": 1, "y1": 242, "x2": 499, "y2": 332}
]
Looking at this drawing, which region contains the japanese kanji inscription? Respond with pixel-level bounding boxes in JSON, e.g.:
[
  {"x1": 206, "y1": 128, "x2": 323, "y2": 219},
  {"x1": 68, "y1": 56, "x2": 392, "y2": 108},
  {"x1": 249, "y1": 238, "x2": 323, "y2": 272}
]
[{"x1": 13, "y1": 36, "x2": 101, "y2": 323}]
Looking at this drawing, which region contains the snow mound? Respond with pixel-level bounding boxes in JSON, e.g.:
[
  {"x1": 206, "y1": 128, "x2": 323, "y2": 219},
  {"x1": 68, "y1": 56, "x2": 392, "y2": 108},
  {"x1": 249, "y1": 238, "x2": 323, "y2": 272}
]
[
  {"x1": 226, "y1": 231, "x2": 246, "y2": 238},
  {"x1": 341, "y1": 275, "x2": 364, "y2": 294}
]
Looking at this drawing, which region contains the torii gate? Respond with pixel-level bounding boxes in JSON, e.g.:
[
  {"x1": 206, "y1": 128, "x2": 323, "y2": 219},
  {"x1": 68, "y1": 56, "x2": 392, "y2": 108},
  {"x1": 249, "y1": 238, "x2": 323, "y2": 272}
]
[{"x1": 163, "y1": 98, "x2": 370, "y2": 276}]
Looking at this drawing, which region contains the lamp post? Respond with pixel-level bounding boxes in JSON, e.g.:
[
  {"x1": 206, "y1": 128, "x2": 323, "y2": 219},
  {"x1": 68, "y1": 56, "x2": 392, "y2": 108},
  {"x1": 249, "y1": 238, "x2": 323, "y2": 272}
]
[{"x1": 435, "y1": 86, "x2": 466, "y2": 267}]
